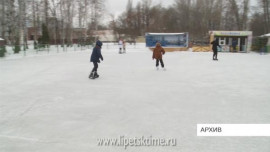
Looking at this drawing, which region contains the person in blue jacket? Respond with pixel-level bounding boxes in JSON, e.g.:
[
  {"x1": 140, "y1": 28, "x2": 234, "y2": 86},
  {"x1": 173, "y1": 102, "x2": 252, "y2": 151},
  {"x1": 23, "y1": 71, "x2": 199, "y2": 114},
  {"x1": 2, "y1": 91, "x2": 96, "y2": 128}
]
[{"x1": 89, "y1": 40, "x2": 103, "y2": 79}]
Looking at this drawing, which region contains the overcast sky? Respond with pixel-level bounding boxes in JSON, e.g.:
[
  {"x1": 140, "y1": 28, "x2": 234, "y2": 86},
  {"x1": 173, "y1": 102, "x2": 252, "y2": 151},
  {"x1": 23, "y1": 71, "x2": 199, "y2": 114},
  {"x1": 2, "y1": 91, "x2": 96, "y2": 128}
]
[
  {"x1": 106, "y1": 0, "x2": 175, "y2": 17},
  {"x1": 105, "y1": 0, "x2": 258, "y2": 18}
]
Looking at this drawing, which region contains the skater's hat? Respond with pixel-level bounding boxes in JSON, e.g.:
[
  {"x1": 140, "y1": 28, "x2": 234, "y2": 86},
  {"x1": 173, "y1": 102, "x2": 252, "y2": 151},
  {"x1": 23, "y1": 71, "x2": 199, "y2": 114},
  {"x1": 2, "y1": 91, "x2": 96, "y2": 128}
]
[{"x1": 96, "y1": 40, "x2": 103, "y2": 47}]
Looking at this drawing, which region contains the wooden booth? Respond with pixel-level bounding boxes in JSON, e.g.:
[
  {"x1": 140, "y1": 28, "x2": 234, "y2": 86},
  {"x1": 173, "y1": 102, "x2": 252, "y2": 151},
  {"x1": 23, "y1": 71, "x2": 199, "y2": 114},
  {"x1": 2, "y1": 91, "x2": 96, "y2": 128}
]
[
  {"x1": 209, "y1": 31, "x2": 253, "y2": 53},
  {"x1": 193, "y1": 31, "x2": 253, "y2": 52}
]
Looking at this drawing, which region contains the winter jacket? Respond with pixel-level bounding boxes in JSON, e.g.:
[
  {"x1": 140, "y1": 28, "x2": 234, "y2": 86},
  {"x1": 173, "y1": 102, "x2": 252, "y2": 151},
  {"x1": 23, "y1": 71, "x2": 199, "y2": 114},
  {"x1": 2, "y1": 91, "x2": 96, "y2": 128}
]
[
  {"x1": 119, "y1": 40, "x2": 123, "y2": 49},
  {"x1": 90, "y1": 45, "x2": 103, "y2": 63},
  {"x1": 232, "y1": 40, "x2": 237, "y2": 48},
  {"x1": 152, "y1": 43, "x2": 165, "y2": 59},
  {"x1": 211, "y1": 40, "x2": 220, "y2": 52}
]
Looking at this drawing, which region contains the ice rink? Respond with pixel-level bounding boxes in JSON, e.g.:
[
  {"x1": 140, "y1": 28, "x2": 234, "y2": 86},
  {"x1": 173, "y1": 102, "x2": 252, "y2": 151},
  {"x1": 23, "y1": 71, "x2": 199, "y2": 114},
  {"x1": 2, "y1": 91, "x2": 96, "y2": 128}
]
[{"x1": 1, "y1": 44, "x2": 270, "y2": 152}]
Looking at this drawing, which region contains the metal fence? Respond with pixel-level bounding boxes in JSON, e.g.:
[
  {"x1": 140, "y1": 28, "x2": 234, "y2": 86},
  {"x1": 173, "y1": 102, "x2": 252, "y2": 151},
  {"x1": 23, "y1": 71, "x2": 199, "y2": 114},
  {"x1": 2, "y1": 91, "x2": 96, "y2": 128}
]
[{"x1": 0, "y1": 44, "x2": 93, "y2": 58}]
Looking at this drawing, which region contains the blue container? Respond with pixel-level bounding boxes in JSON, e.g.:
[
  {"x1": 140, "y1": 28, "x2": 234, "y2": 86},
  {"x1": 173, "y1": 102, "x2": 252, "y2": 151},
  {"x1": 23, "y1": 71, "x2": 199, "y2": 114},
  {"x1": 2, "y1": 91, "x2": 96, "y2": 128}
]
[{"x1": 145, "y1": 33, "x2": 189, "y2": 48}]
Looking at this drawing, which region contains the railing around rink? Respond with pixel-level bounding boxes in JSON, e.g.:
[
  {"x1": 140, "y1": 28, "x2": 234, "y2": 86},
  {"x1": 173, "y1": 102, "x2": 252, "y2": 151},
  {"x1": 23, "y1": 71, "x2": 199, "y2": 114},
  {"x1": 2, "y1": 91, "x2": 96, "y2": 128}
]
[
  {"x1": 0, "y1": 43, "x2": 93, "y2": 58},
  {"x1": 0, "y1": 41, "x2": 139, "y2": 58}
]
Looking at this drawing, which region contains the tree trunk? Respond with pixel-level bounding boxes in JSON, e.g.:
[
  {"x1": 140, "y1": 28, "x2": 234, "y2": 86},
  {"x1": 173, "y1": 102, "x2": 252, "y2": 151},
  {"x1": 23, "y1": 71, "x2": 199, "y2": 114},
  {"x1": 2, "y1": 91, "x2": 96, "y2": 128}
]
[
  {"x1": 242, "y1": 0, "x2": 250, "y2": 30},
  {"x1": 230, "y1": 0, "x2": 241, "y2": 30},
  {"x1": 44, "y1": 0, "x2": 49, "y2": 25},
  {"x1": 1, "y1": 0, "x2": 6, "y2": 38}
]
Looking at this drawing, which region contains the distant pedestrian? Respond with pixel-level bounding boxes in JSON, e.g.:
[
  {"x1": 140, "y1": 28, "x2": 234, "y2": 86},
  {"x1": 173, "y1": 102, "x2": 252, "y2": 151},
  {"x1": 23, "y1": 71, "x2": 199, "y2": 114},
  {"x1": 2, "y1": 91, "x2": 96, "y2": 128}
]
[
  {"x1": 211, "y1": 38, "x2": 221, "y2": 61},
  {"x1": 89, "y1": 40, "x2": 103, "y2": 79},
  {"x1": 123, "y1": 40, "x2": 126, "y2": 53},
  {"x1": 152, "y1": 42, "x2": 166, "y2": 70},
  {"x1": 118, "y1": 39, "x2": 123, "y2": 54},
  {"x1": 232, "y1": 39, "x2": 237, "y2": 52}
]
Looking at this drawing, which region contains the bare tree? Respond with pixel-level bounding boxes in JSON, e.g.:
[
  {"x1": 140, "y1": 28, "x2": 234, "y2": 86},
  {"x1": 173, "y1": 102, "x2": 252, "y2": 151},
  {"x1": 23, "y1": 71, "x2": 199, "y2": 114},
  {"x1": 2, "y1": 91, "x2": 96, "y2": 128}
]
[
  {"x1": 135, "y1": 2, "x2": 142, "y2": 35},
  {"x1": 6, "y1": 0, "x2": 17, "y2": 45},
  {"x1": 44, "y1": 0, "x2": 49, "y2": 24},
  {"x1": 141, "y1": 0, "x2": 152, "y2": 33},
  {"x1": 260, "y1": 0, "x2": 270, "y2": 32},
  {"x1": 49, "y1": 0, "x2": 60, "y2": 44},
  {"x1": 242, "y1": 0, "x2": 250, "y2": 30},
  {"x1": 250, "y1": 12, "x2": 265, "y2": 36},
  {"x1": 32, "y1": 0, "x2": 37, "y2": 42},
  {"x1": 65, "y1": 0, "x2": 75, "y2": 45},
  {"x1": 1, "y1": 0, "x2": 6, "y2": 38},
  {"x1": 90, "y1": 0, "x2": 105, "y2": 31}
]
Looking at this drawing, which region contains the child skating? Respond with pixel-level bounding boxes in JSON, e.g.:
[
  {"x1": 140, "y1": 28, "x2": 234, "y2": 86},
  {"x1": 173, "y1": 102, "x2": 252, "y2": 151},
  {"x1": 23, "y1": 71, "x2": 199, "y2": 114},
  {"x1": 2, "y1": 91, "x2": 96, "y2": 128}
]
[
  {"x1": 152, "y1": 42, "x2": 166, "y2": 70},
  {"x1": 89, "y1": 40, "x2": 103, "y2": 79},
  {"x1": 118, "y1": 38, "x2": 123, "y2": 54}
]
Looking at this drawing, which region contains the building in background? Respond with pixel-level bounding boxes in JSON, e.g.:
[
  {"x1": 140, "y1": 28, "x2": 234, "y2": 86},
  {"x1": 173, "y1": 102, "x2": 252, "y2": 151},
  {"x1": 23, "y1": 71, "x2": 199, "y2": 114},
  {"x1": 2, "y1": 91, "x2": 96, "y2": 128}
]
[
  {"x1": 209, "y1": 31, "x2": 253, "y2": 52},
  {"x1": 261, "y1": 33, "x2": 270, "y2": 53},
  {"x1": 90, "y1": 30, "x2": 117, "y2": 42},
  {"x1": 27, "y1": 27, "x2": 41, "y2": 41},
  {"x1": 72, "y1": 28, "x2": 87, "y2": 43},
  {"x1": 0, "y1": 37, "x2": 5, "y2": 45}
]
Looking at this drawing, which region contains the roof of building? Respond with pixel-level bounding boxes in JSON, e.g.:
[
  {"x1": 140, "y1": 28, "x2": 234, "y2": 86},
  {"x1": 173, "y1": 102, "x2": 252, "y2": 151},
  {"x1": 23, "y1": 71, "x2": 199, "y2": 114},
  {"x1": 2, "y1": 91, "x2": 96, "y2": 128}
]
[
  {"x1": 146, "y1": 33, "x2": 186, "y2": 35},
  {"x1": 262, "y1": 33, "x2": 270, "y2": 37}
]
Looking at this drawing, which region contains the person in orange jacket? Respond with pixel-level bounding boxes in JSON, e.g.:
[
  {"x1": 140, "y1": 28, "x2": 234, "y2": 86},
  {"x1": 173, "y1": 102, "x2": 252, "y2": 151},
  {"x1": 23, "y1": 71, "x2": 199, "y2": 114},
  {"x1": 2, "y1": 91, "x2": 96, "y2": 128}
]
[{"x1": 152, "y1": 42, "x2": 165, "y2": 70}]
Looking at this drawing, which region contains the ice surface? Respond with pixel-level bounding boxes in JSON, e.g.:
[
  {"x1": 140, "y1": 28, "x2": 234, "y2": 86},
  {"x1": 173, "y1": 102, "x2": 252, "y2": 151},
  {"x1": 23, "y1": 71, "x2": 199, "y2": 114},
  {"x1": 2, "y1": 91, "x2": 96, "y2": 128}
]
[{"x1": 0, "y1": 43, "x2": 270, "y2": 152}]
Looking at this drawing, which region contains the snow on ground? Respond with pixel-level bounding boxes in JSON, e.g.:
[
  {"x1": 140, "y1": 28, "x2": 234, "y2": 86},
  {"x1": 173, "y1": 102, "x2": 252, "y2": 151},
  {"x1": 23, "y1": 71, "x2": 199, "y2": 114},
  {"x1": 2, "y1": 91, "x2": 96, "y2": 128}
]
[{"x1": 0, "y1": 43, "x2": 270, "y2": 152}]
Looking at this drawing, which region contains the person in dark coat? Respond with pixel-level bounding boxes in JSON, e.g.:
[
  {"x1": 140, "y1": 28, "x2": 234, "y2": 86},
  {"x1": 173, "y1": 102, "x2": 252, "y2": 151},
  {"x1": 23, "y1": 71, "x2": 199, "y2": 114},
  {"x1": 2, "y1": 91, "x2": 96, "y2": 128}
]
[
  {"x1": 211, "y1": 38, "x2": 221, "y2": 60},
  {"x1": 232, "y1": 39, "x2": 237, "y2": 52},
  {"x1": 89, "y1": 40, "x2": 103, "y2": 79},
  {"x1": 152, "y1": 42, "x2": 165, "y2": 70}
]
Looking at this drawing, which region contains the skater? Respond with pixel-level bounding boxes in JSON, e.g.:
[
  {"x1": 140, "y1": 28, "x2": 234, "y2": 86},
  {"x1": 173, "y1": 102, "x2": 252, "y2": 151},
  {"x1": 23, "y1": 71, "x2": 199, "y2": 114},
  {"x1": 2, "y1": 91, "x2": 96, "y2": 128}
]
[
  {"x1": 152, "y1": 42, "x2": 165, "y2": 70},
  {"x1": 211, "y1": 38, "x2": 220, "y2": 61},
  {"x1": 118, "y1": 38, "x2": 123, "y2": 54},
  {"x1": 89, "y1": 40, "x2": 103, "y2": 79},
  {"x1": 123, "y1": 40, "x2": 126, "y2": 53},
  {"x1": 134, "y1": 39, "x2": 136, "y2": 48}
]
